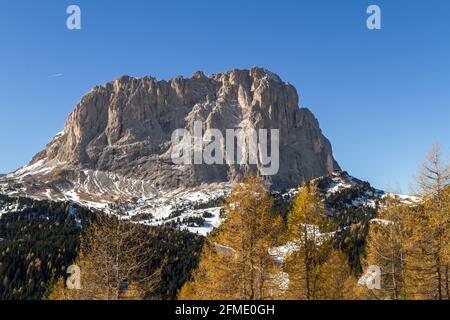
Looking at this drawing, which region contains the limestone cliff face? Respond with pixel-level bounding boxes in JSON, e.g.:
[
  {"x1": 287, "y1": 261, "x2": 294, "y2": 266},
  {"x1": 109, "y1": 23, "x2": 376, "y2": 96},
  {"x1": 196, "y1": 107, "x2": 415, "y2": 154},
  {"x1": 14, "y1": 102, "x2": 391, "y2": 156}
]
[{"x1": 10, "y1": 68, "x2": 339, "y2": 200}]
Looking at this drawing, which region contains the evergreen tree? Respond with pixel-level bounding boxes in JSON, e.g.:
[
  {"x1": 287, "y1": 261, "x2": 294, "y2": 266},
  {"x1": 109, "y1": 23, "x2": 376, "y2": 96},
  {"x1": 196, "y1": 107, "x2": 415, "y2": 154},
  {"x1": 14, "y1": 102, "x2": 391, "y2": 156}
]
[
  {"x1": 405, "y1": 144, "x2": 450, "y2": 300},
  {"x1": 284, "y1": 183, "x2": 335, "y2": 300},
  {"x1": 49, "y1": 214, "x2": 161, "y2": 300},
  {"x1": 364, "y1": 197, "x2": 409, "y2": 299},
  {"x1": 179, "y1": 176, "x2": 283, "y2": 300},
  {"x1": 315, "y1": 249, "x2": 353, "y2": 300}
]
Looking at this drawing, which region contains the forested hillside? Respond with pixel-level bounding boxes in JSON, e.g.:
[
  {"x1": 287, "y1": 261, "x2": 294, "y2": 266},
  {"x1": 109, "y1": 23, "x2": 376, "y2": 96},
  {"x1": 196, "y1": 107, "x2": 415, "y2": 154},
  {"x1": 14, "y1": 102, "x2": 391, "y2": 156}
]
[
  {"x1": 180, "y1": 146, "x2": 449, "y2": 300},
  {"x1": 1, "y1": 146, "x2": 448, "y2": 300},
  {"x1": 0, "y1": 195, "x2": 204, "y2": 300}
]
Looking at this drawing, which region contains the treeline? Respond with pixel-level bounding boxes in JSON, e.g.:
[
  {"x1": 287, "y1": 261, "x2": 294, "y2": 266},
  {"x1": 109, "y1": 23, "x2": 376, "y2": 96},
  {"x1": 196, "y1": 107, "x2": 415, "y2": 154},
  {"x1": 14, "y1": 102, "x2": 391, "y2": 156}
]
[{"x1": 179, "y1": 145, "x2": 449, "y2": 300}]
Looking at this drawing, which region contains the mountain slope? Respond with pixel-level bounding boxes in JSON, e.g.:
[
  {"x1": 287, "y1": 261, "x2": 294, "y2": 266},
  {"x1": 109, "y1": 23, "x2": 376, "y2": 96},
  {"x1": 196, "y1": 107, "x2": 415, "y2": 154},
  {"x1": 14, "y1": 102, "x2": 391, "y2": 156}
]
[{"x1": 0, "y1": 67, "x2": 339, "y2": 210}]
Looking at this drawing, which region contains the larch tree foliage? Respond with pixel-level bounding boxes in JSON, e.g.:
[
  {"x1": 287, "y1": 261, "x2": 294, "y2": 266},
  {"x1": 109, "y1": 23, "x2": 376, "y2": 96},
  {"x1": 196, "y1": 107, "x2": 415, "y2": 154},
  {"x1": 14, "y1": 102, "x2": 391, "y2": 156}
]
[
  {"x1": 362, "y1": 144, "x2": 450, "y2": 300},
  {"x1": 405, "y1": 144, "x2": 450, "y2": 300},
  {"x1": 49, "y1": 213, "x2": 161, "y2": 300},
  {"x1": 284, "y1": 183, "x2": 339, "y2": 300},
  {"x1": 314, "y1": 249, "x2": 354, "y2": 300},
  {"x1": 364, "y1": 197, "x2": 410, "y2": 300},
  {"x1": 444, "y1": 186, "x2": 450, "y2": 300},
  {"x1": 178, "y1": 176, "x2": 284, "y2": 300}
]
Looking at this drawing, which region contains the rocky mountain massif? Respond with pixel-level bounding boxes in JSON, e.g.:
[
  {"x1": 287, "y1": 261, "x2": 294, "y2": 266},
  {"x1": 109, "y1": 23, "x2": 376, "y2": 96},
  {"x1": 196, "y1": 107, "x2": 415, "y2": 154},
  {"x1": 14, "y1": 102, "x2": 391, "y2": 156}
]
[{"x1": 0, "y1": 68, "x2": 341, "y2": 229}]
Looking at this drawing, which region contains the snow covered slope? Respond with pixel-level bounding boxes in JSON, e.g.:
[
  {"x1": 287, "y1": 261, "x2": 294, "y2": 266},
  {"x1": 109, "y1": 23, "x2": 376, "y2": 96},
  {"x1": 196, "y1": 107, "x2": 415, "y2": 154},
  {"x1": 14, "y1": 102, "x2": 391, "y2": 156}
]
[{"x1": 1, "y1": 169, "x2": 418, "y2": 236}]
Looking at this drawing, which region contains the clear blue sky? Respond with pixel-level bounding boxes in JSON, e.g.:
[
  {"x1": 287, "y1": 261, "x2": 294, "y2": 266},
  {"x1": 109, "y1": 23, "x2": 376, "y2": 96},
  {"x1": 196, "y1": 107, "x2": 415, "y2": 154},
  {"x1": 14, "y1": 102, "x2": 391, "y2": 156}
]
[{"x1": 0, "y1": 0, "x2": 449, "y2": 193}]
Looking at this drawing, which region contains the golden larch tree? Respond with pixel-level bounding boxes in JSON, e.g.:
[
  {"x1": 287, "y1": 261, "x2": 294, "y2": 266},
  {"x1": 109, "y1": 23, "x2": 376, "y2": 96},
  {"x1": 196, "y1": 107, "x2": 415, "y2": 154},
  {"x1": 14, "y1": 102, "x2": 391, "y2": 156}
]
[{"x1": 179, "y1": 176, "x2": 283, "y2": 300}]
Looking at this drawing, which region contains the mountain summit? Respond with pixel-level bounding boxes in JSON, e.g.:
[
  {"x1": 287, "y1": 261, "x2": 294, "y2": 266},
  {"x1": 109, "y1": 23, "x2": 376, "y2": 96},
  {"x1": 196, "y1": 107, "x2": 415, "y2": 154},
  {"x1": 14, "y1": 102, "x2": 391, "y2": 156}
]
[{"x1": 1, "y1": 68, "x2": 339, "y2": 205}]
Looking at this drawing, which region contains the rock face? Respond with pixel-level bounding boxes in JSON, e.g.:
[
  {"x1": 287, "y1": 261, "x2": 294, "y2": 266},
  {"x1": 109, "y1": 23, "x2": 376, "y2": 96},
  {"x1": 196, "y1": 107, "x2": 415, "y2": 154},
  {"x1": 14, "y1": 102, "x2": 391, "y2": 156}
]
[{"x1": 2, "y1": 67, "x2": 339, "y2": 202}]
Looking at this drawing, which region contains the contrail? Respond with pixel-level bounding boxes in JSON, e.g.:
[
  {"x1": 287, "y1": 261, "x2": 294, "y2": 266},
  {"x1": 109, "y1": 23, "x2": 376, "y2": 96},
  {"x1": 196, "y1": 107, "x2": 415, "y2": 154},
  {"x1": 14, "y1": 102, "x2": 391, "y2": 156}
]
[{"x1": 47, "y1": 73, "x2": 64, "y2": 78}]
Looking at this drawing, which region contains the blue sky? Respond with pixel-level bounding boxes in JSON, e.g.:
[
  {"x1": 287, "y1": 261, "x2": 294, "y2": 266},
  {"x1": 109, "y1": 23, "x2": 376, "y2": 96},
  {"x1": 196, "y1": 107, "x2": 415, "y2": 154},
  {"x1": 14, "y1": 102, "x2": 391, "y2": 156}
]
[{"x1": 0, "y1": 0, "x2": 449, "y2": 193}]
